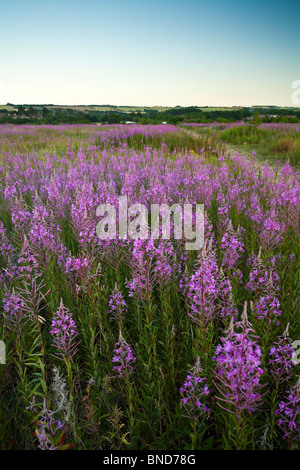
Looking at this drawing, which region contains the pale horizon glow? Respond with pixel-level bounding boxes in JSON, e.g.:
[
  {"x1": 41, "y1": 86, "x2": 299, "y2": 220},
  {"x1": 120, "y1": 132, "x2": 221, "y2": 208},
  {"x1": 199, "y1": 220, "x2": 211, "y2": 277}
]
[{"x1": 1, "y1": 0, "x2": 300, "y2": 107}]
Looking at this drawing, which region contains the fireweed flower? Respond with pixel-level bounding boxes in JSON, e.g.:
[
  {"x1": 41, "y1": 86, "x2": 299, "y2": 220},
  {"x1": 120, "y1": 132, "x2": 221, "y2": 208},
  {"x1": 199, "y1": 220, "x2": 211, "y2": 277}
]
[
  {"x1": 28, "y1": 199, "x2": 68, "y2": 263},
  {"x1": 109, "y1": 284, "x2": 127, "y2": 321},
  {"x1": 2, "y1": 289, "x2": 29, "y2": 331},
  {"x1": 62, "y1": 255, "x2": 89, "y2": 276},
  {"x1": 0, "y1": 221, "x2": 18, "y2": 283},
  {"x1": 245, "y1": 249, "x2": 280, "y2": 294},
  {"x1": 246, "y1": 249, "x2": 281, "y2": 325},
  {"x1": 154, "y1": 240, "x2": 177, "y2": 287},
  {"x1": 216, "y1": 201, "x2": 231, "y2": 232},
  {"x1": 17, "y1": 236, "x2": 39, "y2": 275},
  {"x1": 50, "y1": 299, "x2": 79, "y2": 361},
  {"x1": 220, "y1": 220, "x2": 245, "y2": 270},
  {"x1": 178, "y1": 216, "x2": 215, "y2": 294},
  {"x1": 258, "y1": 211, "x2": 284, "y2": 252},
  {"x1": 127, "y1": 239, "x2": 156, "y2": 300},
  {"x1": 269, "y1": 324, "x2": 297, "y2": 383},
  {"x1": 180, "y1": 357, "x2": 210, "y2": 420},
  {"x1": 29, "y1": 398, "x2": 65, "y2": 450},
  {"x1": 112, "y1": 333, "x2": 136, "y2": 378},
  {"x1": 187, "y1": 239, "x2": 219, "y2": 325},
  {"x1": 253, "y1": 293, "x2": 281, "y2": 326},
  {"x1": 275, "y1": 379, "x2": 300, "y2": 447},
  {"x1": 217, "y1": 267, "x2": 238, "y2": 320},
  {"x1": 70, "y1": 182, "x2": 102, "y2": 248},
  {"x1": 36, "y1": 410, "x2": 64, "y2": 450},
  {"x1": 213, "y1": 303, "x2": 264, "y2": 417},
  {"x1": 9, "y1": 197, "x2": 32, "y2": 233}
]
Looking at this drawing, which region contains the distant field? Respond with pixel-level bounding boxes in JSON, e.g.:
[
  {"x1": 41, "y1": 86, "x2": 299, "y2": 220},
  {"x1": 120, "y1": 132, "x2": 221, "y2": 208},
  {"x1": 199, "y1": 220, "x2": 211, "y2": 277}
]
[
  {"x1": 0, "y1": 104, "x2": 244, "y2": 113},
  {"x1": 87, "y1": 105, "x2": 174, "y2": 113},
  {"x1": 198, "y1": 107, "x2": 242, "y2": 112},
  {"x1": 84, "y1": 106, "x2": 243, "y2": 113},
  {"x1": 0, "y1": 105, "x2": 17, "y2": 111}
]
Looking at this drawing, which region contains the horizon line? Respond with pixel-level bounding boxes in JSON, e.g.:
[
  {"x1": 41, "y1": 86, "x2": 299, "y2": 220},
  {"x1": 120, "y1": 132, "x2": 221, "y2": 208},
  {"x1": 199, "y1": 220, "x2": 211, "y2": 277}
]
[{"x1": 2, "y1": 103, "x2": 300, "y2": 109}]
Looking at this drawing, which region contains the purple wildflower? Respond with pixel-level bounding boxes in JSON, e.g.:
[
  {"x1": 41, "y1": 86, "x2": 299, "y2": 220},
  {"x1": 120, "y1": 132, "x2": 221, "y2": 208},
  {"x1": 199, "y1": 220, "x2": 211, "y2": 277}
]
[
  {"x1": 50, "y1": 299, "x2": 79, "y2": 361},
  {"x1": 269, "y1": 324, "x2": 297, "y2": 383},
  {"x1": 213, "y1": 303, "x2": 264, "y2": 418},
  {"x1": 112, "y1": 333, "x2": 136, "y2": 378},
  {"x1": 258, "y1": 211, "x2": 284, "y2": 252},
  {"x1": 245, "y1": 249, "x2": 280, "y2": 294},
  {"x1": 109, "y1": 284, "x2": 127, "y2": 322},
  {"x1": 180, "y1": 357, "x2": 210, "y2": 420},
  {"x1": 127, "y1": 238, "x2": 156, "y2": 299},
  {"x1": 246, "y1": 249, "x2": 282, "y2": 325},
  {"x1": 31, "y1": 399, "x2": 65, "y2": 450},
  {"x1": 220, "y1": 220, "x2": 245, "y2": 270},
  {"x1": 275, "y1": 379, "x2": 300, "y2": 448},
  {"x1": 187, "y1": 240, "x2": 219, "y2": 325},
  {"x1": 2, "y1": 289, "x2": 28, "y2": 332},
  {"x1": 217, "y1": 267, "x2": 238, "y2": 320}
]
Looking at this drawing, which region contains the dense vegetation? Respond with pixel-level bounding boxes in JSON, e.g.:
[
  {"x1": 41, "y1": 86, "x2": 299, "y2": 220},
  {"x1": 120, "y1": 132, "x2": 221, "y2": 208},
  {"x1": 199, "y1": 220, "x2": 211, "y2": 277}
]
[
  {"x1": 1, "y1": 104, "x2": 300, "y2": 126},
  {"x1": 0, "y1": 124, "x2": 299, "y2": 450}
]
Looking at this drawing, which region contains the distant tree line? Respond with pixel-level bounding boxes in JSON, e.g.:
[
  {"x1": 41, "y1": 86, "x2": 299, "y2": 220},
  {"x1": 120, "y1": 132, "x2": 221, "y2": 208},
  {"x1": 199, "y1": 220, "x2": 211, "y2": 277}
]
[{"x1": 0, "y1": 105, "x2": 299, "y2": 125}]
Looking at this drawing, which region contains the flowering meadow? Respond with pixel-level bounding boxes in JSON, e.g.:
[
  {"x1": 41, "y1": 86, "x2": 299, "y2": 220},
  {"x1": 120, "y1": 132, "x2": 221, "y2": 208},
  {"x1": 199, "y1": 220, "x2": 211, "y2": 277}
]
[{"x1": 0, "y1": 123, "x2": 299, "y2": 450}]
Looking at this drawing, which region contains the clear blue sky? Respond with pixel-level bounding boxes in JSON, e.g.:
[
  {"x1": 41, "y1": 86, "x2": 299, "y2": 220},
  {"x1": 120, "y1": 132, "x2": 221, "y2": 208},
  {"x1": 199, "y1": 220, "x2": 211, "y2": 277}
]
[{"x1": 1, "y1": 0, "x2": 299, "y2": 106}]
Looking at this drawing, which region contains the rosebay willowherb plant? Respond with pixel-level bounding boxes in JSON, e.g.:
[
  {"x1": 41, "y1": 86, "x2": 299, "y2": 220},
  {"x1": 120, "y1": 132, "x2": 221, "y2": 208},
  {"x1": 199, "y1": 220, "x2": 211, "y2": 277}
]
[
  {"x1": 109, "y1": 283, "x2": 127, "y2": 329},
  {"x1": 269, "y1": 323, "x2": 297, "y2": 384},
  {"x1": 0, "y1": 124, "x2": 299, "y2": 449},
  {"x1": 275, "y1": 378, "x2": 300, "y2": 449},
  {"x1": 213, "y1": 303, "x2": 266, "y2": 447},
  {"x1": 180, "y1": 357, "x2": 210, "y2": 448},
  {"x1": 50, "y1": 299, "x2": 79, "y2": 362},
  {"x1": 112, "y1": 332, "x2": 136, "y2": 378}
]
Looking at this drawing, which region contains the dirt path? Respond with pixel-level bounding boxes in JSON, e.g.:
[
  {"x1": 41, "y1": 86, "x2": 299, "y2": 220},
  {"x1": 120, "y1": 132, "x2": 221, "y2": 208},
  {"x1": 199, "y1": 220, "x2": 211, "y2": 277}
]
[
  {"x1": 183, "y1": 128, "x2": 286, "y2": 173},
  {"x1": 225, "y1": 143, "x2": 285, "y2": 173}
]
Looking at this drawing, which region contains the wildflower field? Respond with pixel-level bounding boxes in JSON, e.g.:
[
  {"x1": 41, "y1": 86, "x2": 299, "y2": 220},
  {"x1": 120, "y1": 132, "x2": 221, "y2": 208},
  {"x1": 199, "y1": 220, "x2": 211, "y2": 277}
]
[{"x1": 0, "y1": 123, "x2": 299, "y2": 450}]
